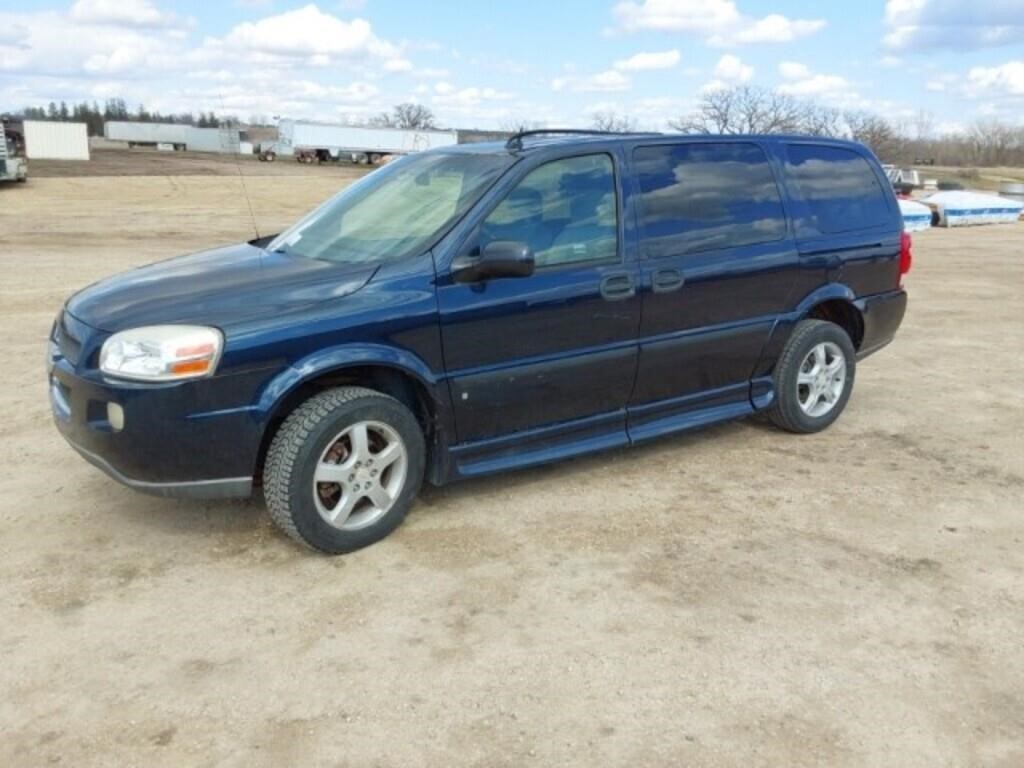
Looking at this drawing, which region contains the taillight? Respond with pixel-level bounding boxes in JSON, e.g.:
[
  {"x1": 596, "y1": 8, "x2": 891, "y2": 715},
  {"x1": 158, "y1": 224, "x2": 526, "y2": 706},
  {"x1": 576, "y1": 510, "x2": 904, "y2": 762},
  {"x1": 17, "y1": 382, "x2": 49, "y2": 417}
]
[{"x1": 899, "y1": 231, "x2": 912, "y2": 284}]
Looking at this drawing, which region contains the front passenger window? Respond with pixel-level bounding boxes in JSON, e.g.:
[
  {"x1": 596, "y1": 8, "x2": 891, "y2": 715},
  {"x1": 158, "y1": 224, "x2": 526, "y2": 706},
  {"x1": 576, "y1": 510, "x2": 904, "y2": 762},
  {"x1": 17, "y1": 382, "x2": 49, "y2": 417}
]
[{"x1": 480, "y1": 154, "x2": 618, "y2": 268}]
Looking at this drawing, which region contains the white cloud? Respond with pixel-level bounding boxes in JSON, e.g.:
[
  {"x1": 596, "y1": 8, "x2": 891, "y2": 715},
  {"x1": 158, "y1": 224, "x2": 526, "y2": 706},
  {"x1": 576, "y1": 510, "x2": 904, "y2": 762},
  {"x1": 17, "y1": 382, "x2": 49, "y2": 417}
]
[
  {"x1": 884, "y1": 0, "x2": 1024, "y2": 51},
  {"x1": 411, "y1": 67, "x2": 450, "y2": 79},
  {"x1": 776, "y1": 61, "x2": 858, "y2": 103},
  {"x1": 776, "y1": 73, "x2": 850, "y2": 98},
  {"x1": 699, "y1": 54, "x2": 753, "y2": 93},
  {"x1": 778, "y1": 61, "x2": 810, "y2": 81},
  {"x1": 715, "y1": 54, "x2": 753, "y2": 82},
  {"x1": 0, "y1": 3, "x2": 424, "y2": 124},
  {"x1": 0, "y1": 9, "x2": 180, "y2": 75},
  {"x1": 925, "y1": 73, "x2": 957, "y2": 92},
  {"x1": 709, "y1": 14, "x2": 825, "y2": 46},
  {"x1": 0, "y1": 24, "x2": 29, "y2": 46},
  {"x1": 432, "y1": 82, "x2": 512, "y2": 108},
  {"x1": 552, "y1": 69, "x2": 631, "y2": 93},
  {"x1": 613, "y1": 0, "x2": 741, "y2": 33},
  {"x1": 222, "y1": 5, "x2": 386, "y2": 59},
  {"x1": 613, "y1": 49, "x2": 680, "y2": 72},
  {"x1": 69, "y1": 0, "x2": 185, "y2": 29},
  {"x1": 966, "y1": 61, "x2": 1024, "y2": 96},
  {"x1": 612, "y1": 0, "x2": 824, "y2": 45}
]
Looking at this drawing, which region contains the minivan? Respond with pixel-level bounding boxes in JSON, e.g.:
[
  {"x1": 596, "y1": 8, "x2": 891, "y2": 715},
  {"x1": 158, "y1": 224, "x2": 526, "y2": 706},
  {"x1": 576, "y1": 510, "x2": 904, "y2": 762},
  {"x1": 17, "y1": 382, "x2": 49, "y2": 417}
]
[{"x1": 49, "y1": 131, "x2": 909, "y2": 553}]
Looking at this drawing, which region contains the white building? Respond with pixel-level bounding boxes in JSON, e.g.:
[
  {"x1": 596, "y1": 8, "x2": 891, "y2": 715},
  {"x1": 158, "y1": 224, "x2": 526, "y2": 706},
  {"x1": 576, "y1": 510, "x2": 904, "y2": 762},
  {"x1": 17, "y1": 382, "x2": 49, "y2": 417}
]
[{"x1": 23, "y1": 121, "x2": 90, "y2": 161}]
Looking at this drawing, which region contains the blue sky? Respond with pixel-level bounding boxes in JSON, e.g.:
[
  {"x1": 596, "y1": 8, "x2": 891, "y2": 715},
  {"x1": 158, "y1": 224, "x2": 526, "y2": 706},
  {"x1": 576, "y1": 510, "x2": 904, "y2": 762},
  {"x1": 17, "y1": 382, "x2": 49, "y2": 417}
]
[{"x1": 1, "y1": 0, "x2": 1022, "y2": 133}]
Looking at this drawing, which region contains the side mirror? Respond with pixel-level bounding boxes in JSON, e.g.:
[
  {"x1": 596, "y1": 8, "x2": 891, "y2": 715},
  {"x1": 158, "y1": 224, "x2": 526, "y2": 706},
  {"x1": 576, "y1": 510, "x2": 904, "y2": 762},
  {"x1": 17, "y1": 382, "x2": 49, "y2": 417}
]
[{"x1": 452, "y1": 240, "x2": 535, "y2": 283}]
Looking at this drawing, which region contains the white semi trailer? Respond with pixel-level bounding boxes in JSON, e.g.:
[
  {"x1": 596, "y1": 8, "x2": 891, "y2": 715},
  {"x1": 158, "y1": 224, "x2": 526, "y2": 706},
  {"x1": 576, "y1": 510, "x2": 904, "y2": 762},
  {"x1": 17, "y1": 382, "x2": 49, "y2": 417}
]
[
  {"x1": 104, "y1": 122, "x2": 241, "y2": 153},
  {"x1": 262, "y1": 120, "x2": 458, "y2": 164},
  {"x1": 0, "y1": 120, "x2": 28, "y2": 183}
]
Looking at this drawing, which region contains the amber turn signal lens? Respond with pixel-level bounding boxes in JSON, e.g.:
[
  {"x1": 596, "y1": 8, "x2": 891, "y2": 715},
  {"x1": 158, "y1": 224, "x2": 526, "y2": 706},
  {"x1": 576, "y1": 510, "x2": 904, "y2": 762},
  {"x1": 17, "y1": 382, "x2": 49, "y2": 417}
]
[{"x1": 170, "y1": 359, "x2": 212, "y2": 376}]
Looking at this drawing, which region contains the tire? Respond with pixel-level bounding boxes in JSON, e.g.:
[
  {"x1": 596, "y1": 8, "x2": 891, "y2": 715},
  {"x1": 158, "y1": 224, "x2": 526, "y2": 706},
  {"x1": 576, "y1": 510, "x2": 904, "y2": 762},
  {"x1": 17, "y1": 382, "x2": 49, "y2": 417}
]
[
  {"x1": 264, "y1": 387, "x2": 425, "y2": 554},
  {"x1": 768, "y1": 319, "x2": 856, "y2": 434}
]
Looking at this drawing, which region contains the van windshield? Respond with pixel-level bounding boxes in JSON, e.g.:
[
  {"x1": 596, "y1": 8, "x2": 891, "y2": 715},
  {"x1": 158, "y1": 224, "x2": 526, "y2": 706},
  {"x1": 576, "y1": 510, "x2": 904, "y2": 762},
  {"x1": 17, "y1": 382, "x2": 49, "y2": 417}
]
[{"x1": 268, "y1": 151, "x2": 513, "y2": 264}]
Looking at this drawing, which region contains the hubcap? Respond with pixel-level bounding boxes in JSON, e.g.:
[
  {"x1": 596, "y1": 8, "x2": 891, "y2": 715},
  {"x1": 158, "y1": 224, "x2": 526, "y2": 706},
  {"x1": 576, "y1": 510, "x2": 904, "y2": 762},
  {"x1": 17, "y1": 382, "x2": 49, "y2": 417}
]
[
  {"x1": 796, "y1": 341, "x2": 846, "y2": 418},
  {"x1": 312, "y1": 421, "x2": 408, "y2": 531}
]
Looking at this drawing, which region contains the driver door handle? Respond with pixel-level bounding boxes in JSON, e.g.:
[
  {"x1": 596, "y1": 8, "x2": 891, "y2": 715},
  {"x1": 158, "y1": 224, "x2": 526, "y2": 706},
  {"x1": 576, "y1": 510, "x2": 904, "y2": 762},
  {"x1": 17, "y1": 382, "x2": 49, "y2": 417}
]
[{"x1": 600, "y1": 273, "x2": 636, "y2": 301}]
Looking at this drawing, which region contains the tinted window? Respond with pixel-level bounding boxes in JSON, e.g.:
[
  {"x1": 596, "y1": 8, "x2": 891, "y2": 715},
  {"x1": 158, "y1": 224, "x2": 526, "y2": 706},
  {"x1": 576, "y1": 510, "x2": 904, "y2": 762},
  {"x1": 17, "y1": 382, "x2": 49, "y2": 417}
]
[
  {"x1": 785, "y1": 144, "x2": 891, "y2": 233},
  {"x1": 633, "y1": 142, "x2": 786, "y2": 258},
  {"x1": 480, "y1": 154, "x2": 618, "y2": 268}
]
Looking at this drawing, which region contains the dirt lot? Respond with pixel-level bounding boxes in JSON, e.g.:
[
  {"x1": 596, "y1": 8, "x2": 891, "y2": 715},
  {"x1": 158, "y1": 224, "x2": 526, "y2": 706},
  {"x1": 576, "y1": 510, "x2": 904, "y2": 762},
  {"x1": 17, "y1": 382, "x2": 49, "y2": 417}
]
[{"x1": 1, "y1": 156, "x2": 1022, "y2": 767}]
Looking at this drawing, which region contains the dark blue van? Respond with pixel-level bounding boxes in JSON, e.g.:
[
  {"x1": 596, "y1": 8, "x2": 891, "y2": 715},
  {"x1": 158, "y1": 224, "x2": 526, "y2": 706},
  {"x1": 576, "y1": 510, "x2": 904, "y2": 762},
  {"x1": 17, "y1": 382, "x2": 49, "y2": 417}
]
[{"x1": 49, "y1": 131, "x2": 909, "y2": 553}]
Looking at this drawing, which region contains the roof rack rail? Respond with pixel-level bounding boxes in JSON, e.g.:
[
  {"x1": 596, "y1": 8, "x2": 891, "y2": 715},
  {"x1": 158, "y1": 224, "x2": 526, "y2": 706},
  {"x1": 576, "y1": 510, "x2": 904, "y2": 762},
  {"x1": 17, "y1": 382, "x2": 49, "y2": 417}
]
[{"x1": 505, "y1": 128, "x2": 660, "y2": 151}]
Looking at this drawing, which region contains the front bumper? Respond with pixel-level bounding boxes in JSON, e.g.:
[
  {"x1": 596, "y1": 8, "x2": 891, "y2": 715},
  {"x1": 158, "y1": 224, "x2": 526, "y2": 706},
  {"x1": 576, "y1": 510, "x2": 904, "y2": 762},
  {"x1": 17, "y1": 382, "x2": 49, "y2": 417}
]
[
  {"x1": 68, "y1": 439, "x2": 251, "y2": 499},
  {"x1": 48, "y1": 315, "x2": 273, "y2": 498}
]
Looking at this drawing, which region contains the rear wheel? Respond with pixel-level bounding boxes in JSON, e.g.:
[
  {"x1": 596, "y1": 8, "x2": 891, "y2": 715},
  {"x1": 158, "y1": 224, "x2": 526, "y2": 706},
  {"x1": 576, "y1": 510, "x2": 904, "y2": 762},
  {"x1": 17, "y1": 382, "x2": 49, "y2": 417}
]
[
  {"x1": 263, "y1": 387, "x2": 425, "y2": 554},
  {"x1": 768, "y1": 319, "x2": 856, "y2": 434}
]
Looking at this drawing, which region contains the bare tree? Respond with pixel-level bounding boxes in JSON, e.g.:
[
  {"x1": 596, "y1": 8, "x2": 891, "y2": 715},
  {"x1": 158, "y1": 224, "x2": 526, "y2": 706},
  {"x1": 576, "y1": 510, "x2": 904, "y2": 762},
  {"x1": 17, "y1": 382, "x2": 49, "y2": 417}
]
[
  {"x1": 913, "y1": 109, "x2": 934, "y2": 141},
  {"x1": 591, "y1": 111, "x2": 636, "y2": 132},
  {"x1": 844, "y1": 111, "x2": 904, "y2": 162},
  {"x1": 393, "y1": 103, "x2": 436, "y2": 129},
  {"x1": 968, "y1": 119, "x2": 1022, "y2": 166},
  {"x1": 670, "y1": 86, "x2": 799, "y2": 134},
  {"x1": 367, "y1": 112, "x2": 394, "y2": 128},
  {"x1": 799, "y1": 104, "x2": 843, "y2": 137},
  {"x1": 669, "y1": 86, "x2": 842, "y2": 137},
  {"x1": 369, "y1": 103, "x2": 437, "y2": 130}
]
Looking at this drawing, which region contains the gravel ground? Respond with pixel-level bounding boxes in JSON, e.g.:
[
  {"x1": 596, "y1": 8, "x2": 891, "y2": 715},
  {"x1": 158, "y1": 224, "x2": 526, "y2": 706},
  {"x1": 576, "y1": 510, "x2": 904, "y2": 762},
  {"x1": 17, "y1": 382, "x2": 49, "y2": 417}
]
[{"x1": 1, "y1": 163, "x2": 1022, "y2": 767}]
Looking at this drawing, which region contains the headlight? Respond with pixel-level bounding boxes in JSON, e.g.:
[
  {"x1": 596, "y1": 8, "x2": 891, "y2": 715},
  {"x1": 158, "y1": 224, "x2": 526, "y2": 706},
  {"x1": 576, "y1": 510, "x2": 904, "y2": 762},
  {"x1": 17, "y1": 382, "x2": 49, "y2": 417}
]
[{"x1": 99, "y1": 325, "x2": 224, "y2": 382}]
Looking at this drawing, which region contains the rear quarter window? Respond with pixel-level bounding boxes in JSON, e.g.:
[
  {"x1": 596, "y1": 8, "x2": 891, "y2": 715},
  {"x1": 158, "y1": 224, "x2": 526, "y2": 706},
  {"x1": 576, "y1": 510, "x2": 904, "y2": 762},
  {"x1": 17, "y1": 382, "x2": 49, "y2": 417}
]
[
  {"x1": 633, "y1": 142, "x2": 787, "y2": 258},
  {"x1": 784, "y1": 144, "x2": 893, "y2": 234}
]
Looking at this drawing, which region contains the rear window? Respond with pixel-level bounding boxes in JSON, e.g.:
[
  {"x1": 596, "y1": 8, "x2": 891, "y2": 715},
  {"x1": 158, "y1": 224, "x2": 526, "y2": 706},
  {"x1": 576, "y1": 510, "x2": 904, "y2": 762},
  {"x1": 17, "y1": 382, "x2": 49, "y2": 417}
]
[
  {"x1": 633, "y1": 142, "x2": 787, "y2": 257},
  {"x1": 784, "y1": 144, "x2": 892, "y2": 233}
]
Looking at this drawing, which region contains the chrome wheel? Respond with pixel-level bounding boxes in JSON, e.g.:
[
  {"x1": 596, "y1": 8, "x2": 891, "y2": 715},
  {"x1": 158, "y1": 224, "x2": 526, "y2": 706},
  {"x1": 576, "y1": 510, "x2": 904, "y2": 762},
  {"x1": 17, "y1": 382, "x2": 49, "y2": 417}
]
[
  {"x1": 796, "y1": 341, "x2": 846, "y2": 418},
  {"x1": 312, "y1": 421, "x2": 408, "y2": 531}
]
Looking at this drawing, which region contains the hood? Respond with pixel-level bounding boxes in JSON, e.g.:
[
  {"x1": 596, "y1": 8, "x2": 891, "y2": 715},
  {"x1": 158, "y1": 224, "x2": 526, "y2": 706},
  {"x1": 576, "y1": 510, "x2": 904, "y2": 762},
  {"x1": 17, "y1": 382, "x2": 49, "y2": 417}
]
[{"x1": 65, "y1": 242, "x2": 377, "y2": 332}]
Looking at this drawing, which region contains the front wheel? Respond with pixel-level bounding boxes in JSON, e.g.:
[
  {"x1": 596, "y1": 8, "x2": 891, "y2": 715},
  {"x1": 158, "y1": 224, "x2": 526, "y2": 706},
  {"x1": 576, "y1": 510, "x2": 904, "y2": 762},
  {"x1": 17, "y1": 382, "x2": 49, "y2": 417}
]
[
  {"x1": 768, "y1": 319, "x2": 856, "y2": 434},
  {"x1": 263, "y1": 387, "x2": 425, "y2": 554}
]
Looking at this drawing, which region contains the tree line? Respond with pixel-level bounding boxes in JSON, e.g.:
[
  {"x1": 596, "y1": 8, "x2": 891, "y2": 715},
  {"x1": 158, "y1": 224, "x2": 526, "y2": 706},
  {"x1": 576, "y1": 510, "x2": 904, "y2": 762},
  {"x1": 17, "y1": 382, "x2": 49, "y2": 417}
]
[
  {"x1": 18, "y1": 98, "x2": 236, "y2": 136},
  {"x1": 15, "y1": 99, "x2": 438, "y2": 134},
  {"x1": 591, "y1": 86, "x2": 1024, "y2": 168}
]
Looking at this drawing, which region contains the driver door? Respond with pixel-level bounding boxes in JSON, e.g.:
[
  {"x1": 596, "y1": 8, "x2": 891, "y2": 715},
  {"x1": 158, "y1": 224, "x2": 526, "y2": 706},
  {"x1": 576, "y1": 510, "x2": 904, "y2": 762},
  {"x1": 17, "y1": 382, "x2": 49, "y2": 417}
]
[{"x1": 436, "y1": 151, "x2": 641, "y2": 454}]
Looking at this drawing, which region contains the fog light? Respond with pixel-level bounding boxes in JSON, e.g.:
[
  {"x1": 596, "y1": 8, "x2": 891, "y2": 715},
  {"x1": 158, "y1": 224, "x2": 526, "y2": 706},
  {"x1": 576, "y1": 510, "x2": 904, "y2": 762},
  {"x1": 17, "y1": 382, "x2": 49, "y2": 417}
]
[{"x1": 107, "y1": 402, "x2": 124, "y2": 432}]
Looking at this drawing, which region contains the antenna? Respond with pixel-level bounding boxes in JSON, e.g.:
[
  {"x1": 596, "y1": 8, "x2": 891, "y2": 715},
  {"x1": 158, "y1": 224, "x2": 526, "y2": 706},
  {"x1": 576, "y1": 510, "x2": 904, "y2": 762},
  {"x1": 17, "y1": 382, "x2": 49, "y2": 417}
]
[{"x1": 218, "y1": 91, "x2": 260, "y2": 240}]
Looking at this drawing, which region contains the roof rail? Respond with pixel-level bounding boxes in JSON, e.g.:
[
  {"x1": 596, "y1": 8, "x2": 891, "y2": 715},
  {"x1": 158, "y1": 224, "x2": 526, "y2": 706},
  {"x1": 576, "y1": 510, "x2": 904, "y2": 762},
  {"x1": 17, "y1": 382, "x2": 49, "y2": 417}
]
[{"x1": 505, "y1": 128, "x2": 660, "y2": 151}]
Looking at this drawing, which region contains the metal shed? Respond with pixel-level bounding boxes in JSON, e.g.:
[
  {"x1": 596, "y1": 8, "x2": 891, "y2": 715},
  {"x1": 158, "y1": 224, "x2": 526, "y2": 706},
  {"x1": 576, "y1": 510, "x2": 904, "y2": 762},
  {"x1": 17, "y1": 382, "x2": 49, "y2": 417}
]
[{"x1": 23, "y1": 121, "x2": 90, "y2": 161}]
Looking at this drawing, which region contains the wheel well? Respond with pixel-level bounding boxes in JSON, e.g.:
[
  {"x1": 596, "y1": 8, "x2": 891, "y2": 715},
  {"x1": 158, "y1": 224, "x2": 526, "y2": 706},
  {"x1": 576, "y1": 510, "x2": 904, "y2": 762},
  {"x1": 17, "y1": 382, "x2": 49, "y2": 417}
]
[
  {"x1": 807, "y1": 300, "x2": 864, "y2": 349},
  {"x1": 254, "y1": 366, "x2": 436, "y2": 486}
]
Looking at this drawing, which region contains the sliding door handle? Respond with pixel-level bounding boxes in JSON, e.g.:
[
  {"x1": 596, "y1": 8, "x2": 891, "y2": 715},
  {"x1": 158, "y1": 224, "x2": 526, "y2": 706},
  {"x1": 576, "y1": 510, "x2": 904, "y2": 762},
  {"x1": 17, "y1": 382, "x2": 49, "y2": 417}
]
[{"x1": 651, "y1": 268, "x2": 685, "y2": 293}]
